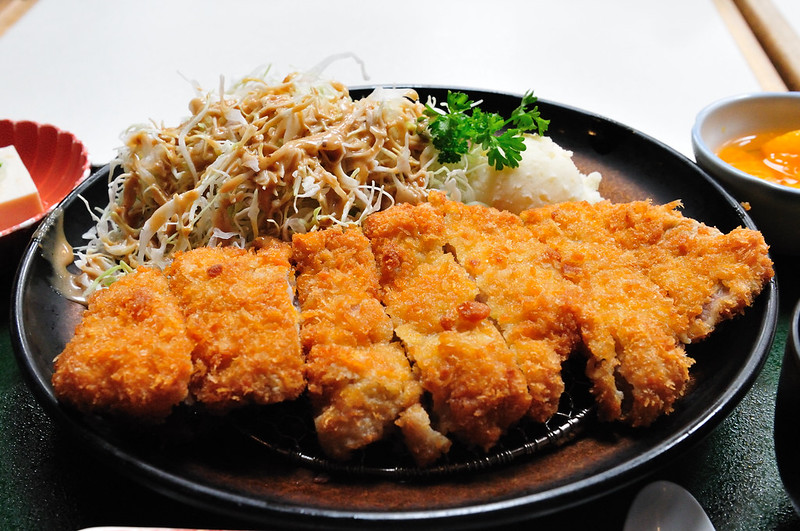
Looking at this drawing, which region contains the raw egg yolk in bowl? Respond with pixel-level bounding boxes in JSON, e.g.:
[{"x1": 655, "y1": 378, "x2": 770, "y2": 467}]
[{"x1": 717, "y1": 129, "x2": 800, "y2": 189}]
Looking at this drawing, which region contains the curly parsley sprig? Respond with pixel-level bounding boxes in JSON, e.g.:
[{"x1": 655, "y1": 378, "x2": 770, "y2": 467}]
[{"x1": 422, "y1": 90, "x2": 549, "y2": 170}]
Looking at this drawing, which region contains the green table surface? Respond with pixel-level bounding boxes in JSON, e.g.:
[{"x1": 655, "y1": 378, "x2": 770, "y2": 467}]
[{"x1": 1, "y1": 237, "x2": 798, "y2": 530}]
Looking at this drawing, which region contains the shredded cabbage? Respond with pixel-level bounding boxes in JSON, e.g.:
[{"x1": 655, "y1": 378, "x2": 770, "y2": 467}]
[
  {"x1": 71, "y1": 67, "x2": 601, "y2": 297},
  {"x1": 73, "y1": 70, "x2": 436, "y2": 293}
]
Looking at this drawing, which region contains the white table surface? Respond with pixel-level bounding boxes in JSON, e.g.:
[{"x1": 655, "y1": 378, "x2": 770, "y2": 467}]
[
  {"x1": 0, "y1": 0, "x2": 768, "y2": 165},
  {"x1": 769, "y1": 0, "x2": 800, "y2": 31}
]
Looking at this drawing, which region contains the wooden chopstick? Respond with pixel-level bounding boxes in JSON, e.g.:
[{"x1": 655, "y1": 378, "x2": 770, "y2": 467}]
[
  {"x1": 715, "y1": 0, "x2": 787, "y2": 91},
  {"x1": 733, "y1": 0, "x2": 800, "y2": 91},
  {"x1": 0, "y1": 0, "x2": 37, "y2": 38}
]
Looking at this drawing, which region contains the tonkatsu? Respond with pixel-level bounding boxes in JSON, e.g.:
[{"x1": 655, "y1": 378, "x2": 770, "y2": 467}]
[{"x1": 165, "y1": 243, "x2": 305, "y2": 412}]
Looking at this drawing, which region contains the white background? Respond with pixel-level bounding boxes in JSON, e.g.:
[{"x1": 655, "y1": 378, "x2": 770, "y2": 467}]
[{"x1": 1, "y1": 0, "x2": 797, "y2": 164}]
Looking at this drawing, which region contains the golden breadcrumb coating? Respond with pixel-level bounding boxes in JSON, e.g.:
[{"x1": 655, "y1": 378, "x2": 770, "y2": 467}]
[
  {"x1": 395, "y1": 403, "x2": 453, "y2": 467},
  {"x1": 521, "y1": 200, "x2": 773, "y2": 426},
  {"x1": 51, "y1": 192, "x2": 774, "y2": 463},
  {"x1": 363, "y1": 201, "x2": 531, "y2": 450},
  {"x1": 165, "y1": 244, "x2": 305, "y2": 412},
  {"x1": 429, "y1": 192, "x2": 581, "y2": 422},
  {"x1": 293, "y1": 227, "x2": 393, "y2": 349},
  {"x1": 523, "y1": 200, "x2": 773, "y2": 342},
  {"x1": 52, "y1": 267, "x2": 192, "y2": 421},
  {"x1": 620, "y1": 203, "x2": 773, "y2": 341},
  {"x1": 293, "y1": 227, "x2": 432, "y2": 462},
  {"x1": 305, "y1": 343, "x2": 423, "y2": 460},
  {"x1": 395, "y1": 325, "x2": 535, "y2": 449}
]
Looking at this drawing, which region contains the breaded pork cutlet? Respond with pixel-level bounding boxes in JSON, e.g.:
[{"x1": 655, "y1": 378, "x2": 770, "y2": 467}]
[
  {"x1": 293, "y1": 227, "x2": 395, "y2": 350},
  {"x1": 52, "y1": 268, "x2": 193, "y2": 421},
  {"x1": 293, "y1": 227, "x2": 449, "y2": 464},
  {"x1": 430, "y1": 192, "x2": 581, "y2": 423},
  {"x1": 363, "y1": 201, "x2": 531, "y2": 451},
  {"x1": 521, "y1": 200, "x2": 772, "y2": 426},
  {"x1": 594, "y1": 200, "x2": 773, "y2": 342},
  {"x1": 165, "y1": 243, "x2": 305, "y2": 412},
  {"x1": 524, "y1": 200, "x2": 773, "y2": 342}
]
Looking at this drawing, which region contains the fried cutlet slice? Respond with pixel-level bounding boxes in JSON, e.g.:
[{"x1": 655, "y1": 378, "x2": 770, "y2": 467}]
[
  {"x1": 304, "y1": 343, "x2": 434, "y2": 461},
  {"x1": 293, "y1": 227, "x2": 394, "y2": 349},
  {"x1": 646, "y1": 223, "x2": 773, "y2": 342},
  {"x1": 165, "y1": 243, "x2": 305, "y2": 412},
  {"x1": 394, "y1": 324, "x2": 534, "y2": 449},
  {"x1": 567, "y1": 262, "x2": 693, "y2": 426},
  {"x1": 52, "y1": 267, "x2": 193, "y2": 421},
  {"x1": 395, "y1": 403, "x2": 453, "y2": 467},
  {"x1": 521, "y1": 200, "x2": 772, "y2": 426},
  {"x1": 588, "y1": 200, "x2": 774, "y2": 342},
  {"x1": 363, "y1": 201, "x2": 531, "y2": 450},
  {"x1": 524, "y1": 200, "x2": 773, "y2": 342},
  {"x1": 522, "y1": 203, "x2": 695, "y2": 425},
  {"x1": 429, "y1": 192, "x2": 581, "y2": 423},
  {"x1": 293, "y1": 227, "x2": 447, "y2": 464}
]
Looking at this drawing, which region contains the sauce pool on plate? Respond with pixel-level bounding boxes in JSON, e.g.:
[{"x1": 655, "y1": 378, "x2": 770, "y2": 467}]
[{"x1": 716, "y1": 129, "x2": 800, "y2": 189}]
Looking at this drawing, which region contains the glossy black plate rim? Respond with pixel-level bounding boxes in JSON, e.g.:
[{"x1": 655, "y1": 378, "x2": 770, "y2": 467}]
[{"x1": 10, "y1": 86, "x2": 779, "y2": 529}]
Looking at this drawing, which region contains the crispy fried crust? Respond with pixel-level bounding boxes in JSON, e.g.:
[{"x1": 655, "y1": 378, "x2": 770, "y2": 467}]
[
  {"x1": 293, "y1": 227, "x2": 393, "y2": 348},
  {"x1": 363, "y1": 201, "x2": 531, "y2": 450},
  {"x1": 52, "y1": 268, "x2": 192, "y2": 421},
  {"x1": 395, "y1": 403, "x2": 453, "y2": 467},
  {"x1": 165, "y1": 244, "x2": 305, "y2": 412},
  {"x1": 305, "y1": 343, "x2": 424, "y2": 460},
  {"x1": 630, "y1": 210, "x2": 774, "y2": 341},
  {"x1": 363, "y1": 201, "x2": 479, "y2": 332},
  {"x1": 521, "y1": 200, "x2": 772, "y2": 426},
  {"x1": 52, "y1": 194, "x2": 774, "y2": 461},
  {"x1": 430, "y1": 192, "x2": 581, "y2": 422},
  {"x1": 293, "y1": 227, "x2": 432, "y2": 462}
]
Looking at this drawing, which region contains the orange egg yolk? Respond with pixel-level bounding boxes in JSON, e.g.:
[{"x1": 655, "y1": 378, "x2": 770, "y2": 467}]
[{"x1": 716, "y1": 129, "x2": 800, "y2": 189}]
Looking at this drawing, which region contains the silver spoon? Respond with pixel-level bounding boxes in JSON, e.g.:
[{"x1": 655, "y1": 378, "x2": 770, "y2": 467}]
[{"x1": 624, "y1": 480, "x2": 715, "y2": 531}]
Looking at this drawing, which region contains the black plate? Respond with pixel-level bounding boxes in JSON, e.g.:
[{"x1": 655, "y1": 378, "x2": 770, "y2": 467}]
[{"x1": 10, "y1": 87, "x2": 778, "y2": 530}]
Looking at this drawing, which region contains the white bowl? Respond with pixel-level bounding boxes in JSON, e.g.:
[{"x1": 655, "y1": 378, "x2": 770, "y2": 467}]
[{"x1": 692, "y1": 92, "x2": 800, "y2": 255}]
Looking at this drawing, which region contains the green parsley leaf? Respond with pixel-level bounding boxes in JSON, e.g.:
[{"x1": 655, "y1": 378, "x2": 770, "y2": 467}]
[{"x1": 422, "y1": 89, "x2": 549, "y2": 170}]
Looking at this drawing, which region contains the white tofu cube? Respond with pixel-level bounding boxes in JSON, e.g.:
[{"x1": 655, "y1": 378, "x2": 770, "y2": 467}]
[{"x1": 0, "y1": 145, "x2": 44, "y2": 230}]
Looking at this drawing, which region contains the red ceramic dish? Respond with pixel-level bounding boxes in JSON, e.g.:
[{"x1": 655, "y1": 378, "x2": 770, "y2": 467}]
[{"x1": 0, "y1": 119, "x2": 90, "y2": 237}]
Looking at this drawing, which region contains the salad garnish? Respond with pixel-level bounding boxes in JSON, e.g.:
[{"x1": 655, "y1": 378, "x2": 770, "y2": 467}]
[{"x1": 422, "y1": 90, "x2": 549, "y2": 170}]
